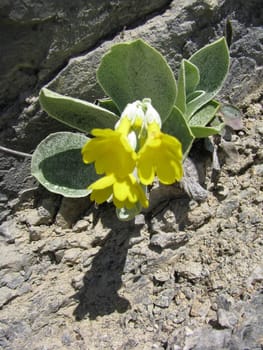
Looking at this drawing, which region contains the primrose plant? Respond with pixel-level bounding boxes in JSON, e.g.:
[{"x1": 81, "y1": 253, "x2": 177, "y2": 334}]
[{"x1": 31, "y1": 38, "x2": 230, "y2": 220}]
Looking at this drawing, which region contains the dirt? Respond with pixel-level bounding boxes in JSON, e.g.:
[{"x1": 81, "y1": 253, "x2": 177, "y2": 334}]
[{"x1": 0, "y1": 92, "x2": 262, "y2": 349}]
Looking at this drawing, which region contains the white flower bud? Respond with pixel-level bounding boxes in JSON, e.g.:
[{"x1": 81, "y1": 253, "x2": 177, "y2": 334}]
[
  {"x1": 144, "y1": 101, "x2": 162, "y2": 127},
  {"x1": 120, "y1": 101, "x2": 144, "y2": 124}
]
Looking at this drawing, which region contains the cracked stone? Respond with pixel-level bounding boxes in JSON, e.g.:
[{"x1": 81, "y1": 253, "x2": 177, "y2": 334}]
[
  {"x1": 0, "y1": 219, "x2": 19, "y2": 244},
  {"x1": 217, "y1": 308, "x2": 238, "y2": 329},
  {"x1": 175, "y1": 262, "x2": 203, "y2": 281},
  {"x1": 0, "y1": 286, "x2": 18, "y2": 308},
  {"x1": 154, "y1": 288, "x2": 176, "y2": 308},
  {"x1": 190, "y1": 298, "x2": 211, "y2": 318}
]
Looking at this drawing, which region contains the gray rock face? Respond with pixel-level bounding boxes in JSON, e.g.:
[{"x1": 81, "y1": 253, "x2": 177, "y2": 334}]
[
  {"x1": 0, "y1": 219, "x2": 18, "y2": 243},
  {"x1": 183, "y1": 294, "x2": 263, "y2": 350},
  {"x1": 46, "y1": 0, "x2": 263, "y2": 105},
  {"x1": 0, "y1": 0, "x2": 170, "y2": 108}
]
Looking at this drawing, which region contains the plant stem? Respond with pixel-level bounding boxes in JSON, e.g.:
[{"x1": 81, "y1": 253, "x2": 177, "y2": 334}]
[{"x1": 0, "y1": 145, "x2": 32, "y2": 158}]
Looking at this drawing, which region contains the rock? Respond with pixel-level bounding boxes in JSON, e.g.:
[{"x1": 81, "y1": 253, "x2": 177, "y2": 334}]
[
  {"x1": 128, "y1": 236, "x2": 145, "y2": 247},
  {"x1": 38, "y1": 197, "x2": 58, "y2": 223},
  {"x1": 0, "y1": 157, "x2": 34, "y2": 205},
  {"x1": 219, "y1": 140, "x2": 240, "y2": 165},
  {"x1": 150, "y1": 232, "x2": 189, "y2": 249},
  {"x1": 0, "y1": 245, "x2": 31, "y2": 272},
  {"x1": 154, "y1": 288, "x2": 176, "y2": 308},
  {"x1": 0, "y1": 272, "x2": 24, "y2": 289},
  {"x1": 0, "y1": 194, "x2": 9, "y2": 224},
  {"x1": 190, "y1": 298, "x2": 211, "y2": 318},
  {"x1": 247, "y1": 264, "x2": 263, "y2": 286},
  {"x1": 153, "y1": 269, "x2": 171, "y2": 283},
  {"x1": 217, "y1": 308, "x2": 238, "y2": 329},
  {"x1": 67, "y1": 232, "x2": 92, "y2": 249},
  {"x1": 0, "y1": 209, "x2": 11, "y2": 224},
  {"x1": 81, "y1": 247, "x2": 100, "y2": 268},
  {"x1": 62, "y1": 248, "x2": 82, "y2": 265},
  {"x1": 253, "y1": 194, "x2": 263, "y2": 204},
  {"x1": 54, "y1": 250, "x2": 65, "y2": 264},
  {"x1": 216, "y1": 294, "x2": 233, "y2": 311},
  {"x1": 180, "y1": 158, "x2": 208, "y2": 202},
  {"x1": 175, "y1": 262, "x2": 203, "y2": 281},
  {"x1": 71, "y1": 273, "x2": 85, "y2": 291},
  {"x1": 232, "y1": 293, "x2": 263, "y2": 349},
  {"x1": 187, "y1": 203, "x2": 212, "y2": 229},
  {"x1": 0, "y1": 219, "x2": 18, "y2": 243},
  {"x1": 216, "y1": 197, "x2": 240, "y2": 219},
  {"x1": 0, "y1": 193, "x2": 8, "y2": 203},
  {"x1": 134, "y1": 214, "x2": 146, "y2": 225},
  {"x1": 41, "y1": 237, "x2": 67, "y2": 253},
  {"x1": 28, "y1": 226, "x2": 44, "y2": 241},
  {"x1": 17, "y1": 282, "x2": 32, "y2": 297},
  {"x1": 26, "y1": 205, "x2": 53, "y2": 226},
  {"x1": 184, "y1": 327, "x2": 232, "y2": 350},
  {"x1": 72, "y1": 219, "x2": 89, "y2": 233},
  {"x1": 215, "y1": 184, "x2": 229, "y2": 199},
  {"x1": 25, "y1": 209, "x2": 41, "y2": 226},
  {"x1": 146, "y1": 183, "x2": 185, "y2": 212},
  {"x1": 252, "y1": 164, "x2": 263, "y2": 176},
  {"x1": 55, "y1": 197, "x2": 91, "y2": 228},
  {"x1": 0, "y1": 286, "x2": 18, "y2": 308},
  {"x1": 0, "y1": 0, "x2": 170, "y2": 107},
  {"x1": 61, "y1": 331, "x2": 72, "y2": 347}
]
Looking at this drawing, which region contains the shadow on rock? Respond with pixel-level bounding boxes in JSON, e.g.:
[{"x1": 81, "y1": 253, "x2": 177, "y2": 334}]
[{"x1": 73, "y1": 209, "x2": 142, "y2": 320}]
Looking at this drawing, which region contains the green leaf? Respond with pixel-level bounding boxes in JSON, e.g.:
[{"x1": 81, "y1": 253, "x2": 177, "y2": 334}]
[
  {"x1": 184, "y1": 59, "x2": 200, "y2": 96},
  {"x1": 97, "y1": 97, "x2": 121, "y2": 116},
  {"x1": 190, "y1": 124, "x2": 223, "y2": 138},
  {"x1": 175, "y1": 59, "x2": 201, "y2": 114},
  {"x1": 97, "y1": 39, "x2": 177, "y2": 122},
  {"x1": 162, "y1": 106, "x2": 194, "y2": 157},
  {"x1": 186, "y1": 90, "x2": 205, "y2": 104},
  {"x1": 31, "y1": 132, "x2": 98, "y2": 197},
  {"x1": 39, "y1": 88, "x2": 119, "y2": 133},
  {"x1": 186, "y1": 37, "x2": 229, "y2": 118},
  {"x1": 175, "y1": 60, "x2": 187, "y2": 114},
  {"x1": 189, "y1": 100, "x2": 220, "y2": 126}
]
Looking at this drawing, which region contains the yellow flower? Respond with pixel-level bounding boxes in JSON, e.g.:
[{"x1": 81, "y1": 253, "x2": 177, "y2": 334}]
[
  {"x1": 81, "y1": 99, "x2": 183, "y2": 218},
  {"x1": 88, "y1": 173, "x2": 149, "y2": 209},
  {"x1": 137, "y1": 122, "x2": 183, "y2": 185},
  {"x1": 82, "y1": 117, "x2": 136, "y2": 178}
]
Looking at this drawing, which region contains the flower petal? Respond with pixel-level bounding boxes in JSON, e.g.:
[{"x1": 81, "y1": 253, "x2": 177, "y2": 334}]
[
  {"x1": 90, "y1": 187, "x2": 112, "y2": 204},
  {"x1": 88, "y1": 173, "x2": 148, "y2": 210},
  {"x1": 137, "y1": 150, "x2": 155, "y2": 185},
  {"x1": 113, "y1": 178, "x2": 130, "y2": 202},
  {"x1": 88, "y1": 174, "x2": 115, "y2": 190},
  {"x1": 82, "y1": 127, "x2": 136, "y2": 178},
  {"x1": 137, "y1": 122, "x2": 183, "y2": 185},
  {"x1": 112, "y1": 174, "x2": 148, "y2": 209}
]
